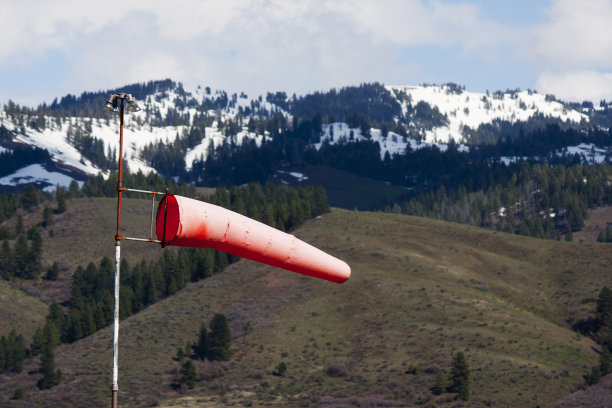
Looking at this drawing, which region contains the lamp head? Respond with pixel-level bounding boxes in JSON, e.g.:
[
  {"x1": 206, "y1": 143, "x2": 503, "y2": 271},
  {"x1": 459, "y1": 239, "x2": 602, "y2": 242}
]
[
  {"x1": 125, "y1": 94, "x2": 140, "y2": 112},
  {"x1": 103, "y1": 95, "x2": 119, "y2": 112}
]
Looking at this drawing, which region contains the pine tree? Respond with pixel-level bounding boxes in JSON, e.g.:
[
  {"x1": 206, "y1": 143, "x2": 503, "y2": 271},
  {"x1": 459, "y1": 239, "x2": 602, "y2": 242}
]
[
  {"x1": 597, "y1": 287, "x2": 612, "y2": 328},
  {"x1": 56, "y1": 187, "x2": 67, "y2": 213},
  {"x1": 11, "y1": 388, "x2": 24, "y2": 400},
  {"x1": 28, "y1": 227, "x2": 43, "y2": 278},
  {"x1": 41, "y1": 321, "x2": 61, "y2": 350},
  {"x1": 585, "y1": 366, "x2": 601, "y2": 386},
  {"x1": 30, "y1": 326, "x2": 44, "y2": 356},
  {"x1": 46, "y1": 261, "x2": 60, "y2": 281},
  {"x1": 37, "y1": 344, "x2": 62, "y2": 389},
  {"x1": 12, "y1": 333, "x2": 25, "y2": 373},
  {"x1": 15, "y1": 215, "x2": 24, "y2": 236},
  {"x1": 42, "y1": 206, "x2": 53, "y2": 227},
  {"x1": 2, "y1": 330, "x2": 26, "y2": 373},
  {"x1": 0, "y1": 238, "x2": 14, "y2": 279},
  {"x1": 21, "y1": 183, "x2": 40, "y2": 211},
  {"x1": 194, "y1": 323, "x2": 208, "y2": 360},
  {"x1": 276, "y1": 362, "x2": 287, "y2": 376},
  {"x1": 432, "y1": 371, "x2": 446, "y2": 395},
  {"x1": 450, "y1": 352, "x2": 470, "y2": 400},
  {"x1": 207, "y1": 313, "x2": 232, "y2": 361},
  {"x1": 180, "y1": 360, "x2": 197, "y2": 389},
  {"x1": 68, "y1": 180, "x2": 80, "y2": 198},
  {"x1": 600, "y1": 346, "x2": 612, "y2": 376},
  {"x1": 13, "y1": 234, "x2": 30, "y2": 279},
  {"x1": 47, "y1": 303, "x2": 65, "y2": 331},
  {"x1": 144, "y1": 273, "x2": 158, "y2": 305},
  {"x1": 214, "y1": 251, "x2": 229, "y2": 272},
  {"x1": 0, "y1": 335, "x2": 6, "y2": 371}
]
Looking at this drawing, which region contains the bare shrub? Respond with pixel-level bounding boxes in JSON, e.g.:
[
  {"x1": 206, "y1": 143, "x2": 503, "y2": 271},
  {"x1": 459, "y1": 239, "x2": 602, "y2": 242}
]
[
  {"x1": 423, "y1": 364, "x2": 441, "y2": 374},
  {"x1": 250, "y1": 370, "x2": 265, "y2": 379},
  {"x1": 319, "y1": 394, "x2": 407, "y2": 407},
  {"x1": 326, "y1": 362, "x2": 350, "y2": 378},
  {"x1": 194, "y1": 360, "x2": 229, "y2": 381}
]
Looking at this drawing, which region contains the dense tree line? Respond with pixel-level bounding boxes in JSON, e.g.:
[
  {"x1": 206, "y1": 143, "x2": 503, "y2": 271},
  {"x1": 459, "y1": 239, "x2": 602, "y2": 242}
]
[
  {"x1": 393, "y1": 162, "x2": 612, "y2": 238},
  {"x1": 196, "y1": 120, "x2": 611, "y2": 193},
  {"x1": 77, "y1": 167, "x2": 197, "y2": 199}
]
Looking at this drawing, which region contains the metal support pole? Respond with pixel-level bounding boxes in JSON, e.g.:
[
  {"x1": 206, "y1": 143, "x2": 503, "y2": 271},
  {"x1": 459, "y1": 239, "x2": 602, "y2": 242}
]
[{"x1": 111, "y1": 98, "x2": 125, "y2": 408}]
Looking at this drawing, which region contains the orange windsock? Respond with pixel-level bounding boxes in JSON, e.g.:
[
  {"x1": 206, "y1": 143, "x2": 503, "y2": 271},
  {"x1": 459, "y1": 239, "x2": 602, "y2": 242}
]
[{"x1": 155, "y1": 195, "x2": 351, "y2": 283}]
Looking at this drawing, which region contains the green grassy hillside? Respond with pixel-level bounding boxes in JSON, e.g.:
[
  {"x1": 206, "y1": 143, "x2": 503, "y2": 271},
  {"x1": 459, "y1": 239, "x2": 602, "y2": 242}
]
[
  {"x1": 1, "y1": 207, "x2": 611, "y2": 407},
  {"x1": 0, "y1": 280, "x2": 48, "y2": 340}
]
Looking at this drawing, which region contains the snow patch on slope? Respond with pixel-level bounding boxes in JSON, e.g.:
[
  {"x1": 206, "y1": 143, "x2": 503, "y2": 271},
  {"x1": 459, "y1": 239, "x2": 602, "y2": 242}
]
[
  {"x1": 317, "y1": 122, "x2": 469, "y2": 159},
  {"x1": 387, "y1": 85, "x2": 588, "y2": 144},
  {"x1": 0, "y1": 164, "x2": 78, "y2": 191},
  {"x1": 561, "y1": 143, "x2": 611, "y2": 164},
  {"x1": 184, "y1": 127, "x2": 269, "y2": 170}
]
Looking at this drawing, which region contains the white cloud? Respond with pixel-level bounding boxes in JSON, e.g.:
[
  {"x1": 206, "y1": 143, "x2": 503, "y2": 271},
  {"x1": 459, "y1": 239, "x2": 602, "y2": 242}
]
[
  {"x1": 329, "y1": 0, "x2": 509, "y2": 55},
  {"x1": 536, "y1": 71, "x2": 612, "y2": 103},
  {"x1": 0, "y1": 0, "x2": 408, "y2": 101},
  {"x1": 522, "y1": 0, "x2": 612, "y2": 103},
  {"x1": 526, "y1": 0, "x2": 612, "y2": 69},
  {"x1": 1, "y1": 0, "x2": 612, "y2": 105}
]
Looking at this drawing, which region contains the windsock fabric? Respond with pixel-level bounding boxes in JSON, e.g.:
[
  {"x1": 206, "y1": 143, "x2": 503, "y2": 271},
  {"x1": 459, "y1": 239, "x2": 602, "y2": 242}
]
[{"x1": 156, "y1": 195, "x2": 350, "y2": 283}]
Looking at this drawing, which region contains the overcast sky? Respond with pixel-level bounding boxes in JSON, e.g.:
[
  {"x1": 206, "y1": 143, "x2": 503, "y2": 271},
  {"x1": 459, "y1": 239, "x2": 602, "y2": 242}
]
[{"x1": 1, "y1": 0, "x2": 611, "y2": 107}]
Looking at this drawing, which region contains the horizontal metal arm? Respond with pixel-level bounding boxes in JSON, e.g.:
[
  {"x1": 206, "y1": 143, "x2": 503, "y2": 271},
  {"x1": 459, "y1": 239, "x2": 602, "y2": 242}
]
[
  {"x1": 117, "y1": 187, "x2": 166, "y2": 195},
  {"x1": 119, "y1": 236, "x2": 162, "y2": 244}
]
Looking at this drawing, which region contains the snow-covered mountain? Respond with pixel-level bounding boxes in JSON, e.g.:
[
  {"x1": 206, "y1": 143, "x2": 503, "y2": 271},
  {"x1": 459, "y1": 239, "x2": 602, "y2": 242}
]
[{"x1": 0, "y1": 80, "x2": 605, "y2": 191}]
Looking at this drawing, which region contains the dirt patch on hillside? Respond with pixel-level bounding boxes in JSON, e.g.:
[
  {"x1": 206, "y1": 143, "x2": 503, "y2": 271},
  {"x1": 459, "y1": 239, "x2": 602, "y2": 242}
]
[
  {"x1": 574, "y1": 206, "x2": 612, "y2": 242},
  {"x1": 551, "y1": 374, "x2": 612, "y2": 408}
]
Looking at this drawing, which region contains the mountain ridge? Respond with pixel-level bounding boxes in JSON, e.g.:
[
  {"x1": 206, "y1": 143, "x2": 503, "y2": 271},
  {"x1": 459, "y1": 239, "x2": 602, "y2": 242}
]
[{"x1": 0, "y1": 80, "x2": 609, "y2": 191}]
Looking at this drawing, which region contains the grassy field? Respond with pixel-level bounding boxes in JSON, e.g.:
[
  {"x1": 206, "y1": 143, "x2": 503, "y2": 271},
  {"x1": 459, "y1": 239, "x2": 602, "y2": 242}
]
[{"x1": 1, "y1": 205, "x2": 611, "y2": 407}]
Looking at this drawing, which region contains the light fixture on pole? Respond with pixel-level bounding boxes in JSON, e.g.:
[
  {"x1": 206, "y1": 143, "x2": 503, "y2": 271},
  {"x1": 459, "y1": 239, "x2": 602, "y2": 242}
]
[{"x1": 104, "y1": 93, "x2": 140, "y2": 408}]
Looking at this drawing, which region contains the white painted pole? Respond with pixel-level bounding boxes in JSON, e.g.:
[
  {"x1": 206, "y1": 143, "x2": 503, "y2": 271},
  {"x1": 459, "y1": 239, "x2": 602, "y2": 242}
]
[{"x1": 112, "y1": 241, "x2": 120, "y2": 406}]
